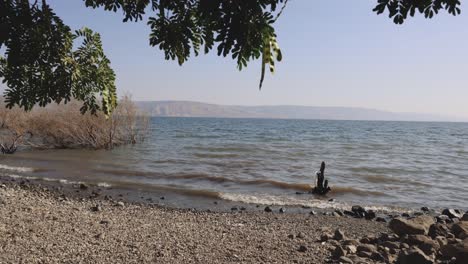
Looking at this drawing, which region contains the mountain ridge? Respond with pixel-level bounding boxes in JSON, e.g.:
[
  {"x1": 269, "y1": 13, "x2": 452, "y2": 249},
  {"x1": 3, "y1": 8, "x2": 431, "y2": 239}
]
[{"x1": 136, "y1": 100, "x2": 467, "y2": 122}]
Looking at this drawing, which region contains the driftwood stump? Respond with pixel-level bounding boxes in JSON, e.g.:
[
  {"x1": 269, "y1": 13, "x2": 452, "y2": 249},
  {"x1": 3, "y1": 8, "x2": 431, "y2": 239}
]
[{"x1": 311, "y1": 161, "x2": 331, "y2": 195}]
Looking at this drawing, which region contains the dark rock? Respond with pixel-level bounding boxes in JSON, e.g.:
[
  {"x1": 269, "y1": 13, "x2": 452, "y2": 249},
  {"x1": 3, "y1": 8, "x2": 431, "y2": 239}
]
[
  {"x1": 452, "y1": 221, "x2": 468, "y2": 239},
  {"x1": 382, "y1": 241, "x2": 400, "y2": 250},
  {"x1": 360, "y1": 235, "x2": 378, "y2": 244},
  {"x1": 462, "y1": 213, "x2": 468, "y2": 221},
  {"x1": 213, "y1": 201, "x2": 218, "y2": 205},
  {"x1": 231, "y1": 207, "x2": 238, "y2": 211},
  {"x1": 90, "y1": 205, "x2": 102, "y2": 212},
  {"x1": 442, "y1": 209, "x2": 463, "y2": 219},
  {"x1": 320, "y1": 233, "x2": 332, "y2": 242},
  {"x1": 370, "y1": 252, "x2": 386, "y2": 262},
  {"x1": 397, "y1": 247, "x2": 433, "y2": 264},
  {"x1": 356, "y1": 251, "x2": 372, "y2": 259},
  {"x1": 334, "y1": 229, "x2": 346, "y2": 241},
  {"x1": 160, "y1": 196, "x2": 165, "y2": 200},
  {"x1": 351, "y1": 205, "x2": 366, "y2": 218},
  {"x1": 429, "y1": 223, "x2": 450, "y2": 239},
  {"x1": 343, "y1": 210, "x2": 355, "y2": 217},
  {"x1": 328, "y1": 198, "x2": 335, "y2": 202},
  {"x1": 440, "y1": 238, "x2": 468, "y2": 264},
  {"x1": 389, "y1": 215, "x2": 435, "y2": 236},
  {"x1": 301, "y1": 205, "x2": 311, "y2": 209},
  {"x1": 401, "y1": 213, "x2": 411, "y2": 218},
  {"x1": 365, "y1": 210, "x2": 376, "y2": 220},
  {"x1": 288, "y1": 234, "x2": 294, "y2": 239},
  {"x1": 338, "y1": 256, "x2": 353, "y2": 264},
  {"x1": 437, "y1": 214, "x2": 451, "y2": 223},
  {"x1": 240, "y1": 207, "x2": 246, "y2": 211},
  {"x1": 309, "y1": 210, "x2": 316, "y2": 215},
  {"x1": 376, "y1": 217, "x2": 387, "y2": 223},
  {"x1": 331, "y1": 246, "x2": 346, "y2": 259},
  {"x1": 279, "y1": 208, "x2": 285, "y2": 213},
  {"x1": 79, "y1": 183, "x2": 89, "y2": 190},
  {"x1": 264, "y1": 206, "x2": 272, "y2": 213},
  {"x1": 298, "y1": 245, "x2": 307, "y2": 252},
  {"x1": 421, "y1": 207, "x2": 430, "y2": 212},
  {"x1": 100, "y1": 220, "x2": 110, "y2": 225}
]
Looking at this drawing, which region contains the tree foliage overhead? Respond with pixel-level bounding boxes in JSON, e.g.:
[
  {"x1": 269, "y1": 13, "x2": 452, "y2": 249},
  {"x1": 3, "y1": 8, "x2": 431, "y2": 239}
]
[
  {"x1": 0, "y1": 0, "x2": 462, "y2": 114},
  {"x1": 0, "y1": 0, "x2": 117, "y2": 116}
]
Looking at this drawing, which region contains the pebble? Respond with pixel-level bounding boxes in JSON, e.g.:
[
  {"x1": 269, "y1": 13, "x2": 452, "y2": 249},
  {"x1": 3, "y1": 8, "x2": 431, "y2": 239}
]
[
  {"x1": 264, "y1": 206, "x2": 272, "y2": 213},
  {"x1": 116, "y1": 201, "x2": 124, "y2": 207},
  {"x1": 297, "y1": 245, "x2": 307, "y2": 253}
]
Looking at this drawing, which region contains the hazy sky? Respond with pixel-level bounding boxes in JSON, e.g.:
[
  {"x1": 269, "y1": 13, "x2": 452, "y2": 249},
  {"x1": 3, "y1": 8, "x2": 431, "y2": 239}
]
[{"x1": 3, "y1": 1, "x2": 468, "y2": 118}]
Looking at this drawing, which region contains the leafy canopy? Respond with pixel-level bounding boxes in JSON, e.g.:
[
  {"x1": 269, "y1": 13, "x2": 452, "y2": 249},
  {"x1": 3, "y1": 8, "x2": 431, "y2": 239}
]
[{"x1": 0, "y1": 0, "x2": 462, "y2": 114}]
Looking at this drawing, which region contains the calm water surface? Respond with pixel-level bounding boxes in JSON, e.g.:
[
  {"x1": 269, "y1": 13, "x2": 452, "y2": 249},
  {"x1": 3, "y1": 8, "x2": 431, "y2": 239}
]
[{"x1": 1, "y1": 117, "x2": 467, "y2": 211}]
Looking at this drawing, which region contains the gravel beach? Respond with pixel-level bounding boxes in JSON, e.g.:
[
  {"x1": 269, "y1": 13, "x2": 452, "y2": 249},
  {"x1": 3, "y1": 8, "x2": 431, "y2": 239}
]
[{"x1": 0, "y1": 181, "x2": 389, "y2": 264}]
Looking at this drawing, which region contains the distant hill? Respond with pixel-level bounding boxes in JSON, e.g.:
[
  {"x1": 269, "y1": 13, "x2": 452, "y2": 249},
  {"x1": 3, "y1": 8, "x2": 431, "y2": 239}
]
[{"x1": 136, "y1": 101, "x2": 466, "y2": 122}]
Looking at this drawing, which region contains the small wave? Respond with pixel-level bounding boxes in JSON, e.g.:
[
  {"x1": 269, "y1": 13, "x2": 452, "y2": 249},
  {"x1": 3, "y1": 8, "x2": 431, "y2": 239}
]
[
  {"x1": 219, "y1": 193, "x2": 398, "y2": 212},
  {"x1": 193, "y1": 153, "x2": 240, "y2": 159},
  {"x1": 0, "y1": 164, "x2": 35, "y2": 173}
]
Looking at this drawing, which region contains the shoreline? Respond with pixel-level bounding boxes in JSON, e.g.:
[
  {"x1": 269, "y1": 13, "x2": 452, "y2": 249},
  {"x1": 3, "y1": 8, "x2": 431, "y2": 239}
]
[
  {"x1": 0, "y1": 174, "x2": 408, "y2": 216},
  {"x1": 0, "y1": 177, "x2": 390, "y2": 263},
  {"x1": 1, "y1": 177, "x2": 467, "y2": 263}
]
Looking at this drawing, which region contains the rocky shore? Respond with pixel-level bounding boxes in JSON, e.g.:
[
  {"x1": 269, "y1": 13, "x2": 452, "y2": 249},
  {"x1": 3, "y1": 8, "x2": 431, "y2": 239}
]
[{"x1": 0, "y1": 179, "x2": 466, "y2": 263}]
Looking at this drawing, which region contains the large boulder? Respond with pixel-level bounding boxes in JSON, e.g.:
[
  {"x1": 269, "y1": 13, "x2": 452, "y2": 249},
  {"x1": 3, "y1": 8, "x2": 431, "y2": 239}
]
[
  {"x1": 440, "y1": 238, "x2": 468, "y2": 264},
  {"x1": 405, "y1": 235, "x2": 440, "y2": 255},
  {"x1": 452, "y1": 221, "x2": 468, "y2": 239},
  {"x1": 428, "y1": 223, "x2": 450, "y2": 239},
  {"x1": 396, "y1": 247, "x2": 433, "y2": 264},
  {"x1": 389, "y1": 215, "x2": 435, "y2": 236}
]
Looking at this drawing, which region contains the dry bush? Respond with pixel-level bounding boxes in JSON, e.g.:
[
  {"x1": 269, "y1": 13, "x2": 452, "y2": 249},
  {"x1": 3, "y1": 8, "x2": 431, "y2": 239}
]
[{"x1": 0, "y1": 95, "x2": 150, "y2": 150}]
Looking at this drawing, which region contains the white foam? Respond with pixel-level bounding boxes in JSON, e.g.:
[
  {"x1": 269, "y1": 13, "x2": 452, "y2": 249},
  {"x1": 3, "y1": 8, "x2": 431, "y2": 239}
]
[
  {"x1": 97, "y1": 182, "x2": 112, "y2": 188},
  {"x1": 0, "y1": 164, "x2": 35, "y2": 173},
  {"x1": 219, "y1": 192, "x2": 401, "y2": 212}
]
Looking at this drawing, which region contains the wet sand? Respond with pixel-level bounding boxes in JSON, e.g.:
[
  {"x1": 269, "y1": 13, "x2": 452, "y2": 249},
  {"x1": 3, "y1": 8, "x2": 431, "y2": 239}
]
[{"x1": 0, "y1": 179, "x2": 389, "y2": 263}]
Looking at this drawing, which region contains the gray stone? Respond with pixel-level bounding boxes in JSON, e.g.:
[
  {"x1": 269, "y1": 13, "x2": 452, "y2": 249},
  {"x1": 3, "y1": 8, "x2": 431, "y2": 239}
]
[
  {"x1": 115, "y1": 201, "x2": 124, "y2": 207},
  {"x1": 297, "y1": 232, "x2": 305, "y2": 239},
  {"x1": 397, "y1": 247, "x2": 433, "y2": 264},
  {"x1": 345, "y1": 245, "x2": 357, "y2": 254},
  {"x1": 389, "y1": 215, "x2": 435, "y2": 236},
  {"x1": 357, "y1": 244, "x2": 377, "y2": 254},
  {"x1": 279, "y1": 208, "x2": 285, "y2": 213}
]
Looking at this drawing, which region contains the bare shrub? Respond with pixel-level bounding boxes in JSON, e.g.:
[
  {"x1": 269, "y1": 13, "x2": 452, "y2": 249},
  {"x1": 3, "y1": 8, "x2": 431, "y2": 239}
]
[{"x1": 0, "y1": 96, "x2": 150, "y2": 150}]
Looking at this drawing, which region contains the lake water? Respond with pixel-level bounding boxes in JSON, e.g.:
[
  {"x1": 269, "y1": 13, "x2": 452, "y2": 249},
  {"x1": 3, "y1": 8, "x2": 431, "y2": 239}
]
[{"x1": 1, "y1": 117, "x2": 467, "y2": 211}]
